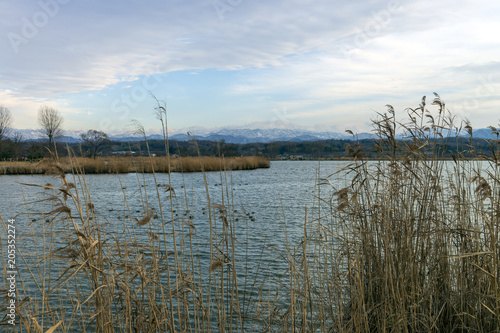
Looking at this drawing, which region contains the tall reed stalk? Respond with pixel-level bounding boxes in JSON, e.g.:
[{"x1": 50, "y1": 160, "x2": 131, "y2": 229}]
[{"x1": 285, "y1": 94, "x2": 500, "y2": 331}]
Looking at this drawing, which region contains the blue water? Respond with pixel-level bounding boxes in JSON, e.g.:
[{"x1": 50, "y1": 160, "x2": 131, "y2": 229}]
[
  {"x1": 0, "y1": 160, "x2": 350, "y2": 330},
  {"x1": 1, "y1": 160, "x2": 348, "y2": 242}
]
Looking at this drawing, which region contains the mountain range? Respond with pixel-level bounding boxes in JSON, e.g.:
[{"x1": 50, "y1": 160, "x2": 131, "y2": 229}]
[{"x1": 10, "y1": 127, "x2": 500, "y2": 144}]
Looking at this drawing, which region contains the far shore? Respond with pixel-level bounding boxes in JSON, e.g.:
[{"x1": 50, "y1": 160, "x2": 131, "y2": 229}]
[{"x1": 0, "y1": 156, "x2": 270, "y2": 175}]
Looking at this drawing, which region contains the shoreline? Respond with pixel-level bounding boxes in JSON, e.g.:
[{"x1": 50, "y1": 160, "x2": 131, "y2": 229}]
[{"x1": 0, "y1": 156, "x2": 270, "y2": 175}]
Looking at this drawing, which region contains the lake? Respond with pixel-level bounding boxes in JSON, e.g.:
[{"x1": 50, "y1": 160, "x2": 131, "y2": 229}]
[
  {"x1": 2, "y1": 158, "x2": 498, "y2": 331},
  {"x1": 0, "y1": 160, "x2": 350, "y2": 330},
  {"x1": 1, "y1": 160, "x2": 349, "y2": 240}
]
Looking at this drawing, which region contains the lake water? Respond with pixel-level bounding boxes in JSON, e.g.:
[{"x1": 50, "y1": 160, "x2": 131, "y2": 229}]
[
  {"x1": 0, "y1": 160, "x2": 350, "y2": 330},
  {"x1": 1, "y1": 160, "x2": 351, "y2": 242},
  {"x1": 3, "y1": 159, "x2": 496, "y2": 330},
  {"x1": 1, "y1": 159, "x2": 347, "y2": 226}
]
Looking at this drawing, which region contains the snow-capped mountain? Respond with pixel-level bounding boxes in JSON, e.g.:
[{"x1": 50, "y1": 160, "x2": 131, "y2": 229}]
[
  {"x1": 12, "y1": 127, "x2": 361, "y2": 143},
  {"x1": 10, "y1": 127, "x2": 499, "y2": 144},
  {"x1": 170, "y1": 128, "x2": 365, "y2": 143}
]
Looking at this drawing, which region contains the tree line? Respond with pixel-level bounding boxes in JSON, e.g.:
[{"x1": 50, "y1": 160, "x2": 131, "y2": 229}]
[{"x1": 1, "y1": 105, "x2": 499, "y2": 161}]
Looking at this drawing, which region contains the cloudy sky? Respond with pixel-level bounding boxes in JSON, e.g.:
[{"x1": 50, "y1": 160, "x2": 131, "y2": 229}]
[{"x1": 1, "y1": 0, "x2": 499, "y2": 134}]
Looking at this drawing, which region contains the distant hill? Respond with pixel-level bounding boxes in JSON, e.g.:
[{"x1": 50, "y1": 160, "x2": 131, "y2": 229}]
[
  {"x1": 11, "y1": 127, "x2": 499, "y2": 144},
  {"x1": 13, "y1": 127, "x2": 373, "y2": 143}
]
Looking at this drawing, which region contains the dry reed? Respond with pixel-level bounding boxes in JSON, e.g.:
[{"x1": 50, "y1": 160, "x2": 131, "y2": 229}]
[
  {"x1": 0, "y1": 156, "x2": 269, "y2": 175},
  {"x1": 282, "y1": 94, "x2": 500, "y2": 332}
]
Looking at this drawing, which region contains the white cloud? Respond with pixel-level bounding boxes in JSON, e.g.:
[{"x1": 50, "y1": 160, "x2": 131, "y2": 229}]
[
  {"x1": 0, "y1": 90, "x2": 70, "y2": 128},
  {"x1": 0, "y1": 0, "x2": 399, "y2": 94},
  {"x1": 1, "y1": 0, "x2": 499, "y2": 130}
]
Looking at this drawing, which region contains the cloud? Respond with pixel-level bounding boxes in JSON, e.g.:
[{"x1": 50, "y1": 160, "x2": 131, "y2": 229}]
[
  {"x1": 0, "y1": 0, "x2": 403, "y2": 95},
  {"x1": 1, "y1": 0, "x2": 499, "y2": 130},
  {"x1": 0, "y1": 89, "x2": 70, "y2": 128}
]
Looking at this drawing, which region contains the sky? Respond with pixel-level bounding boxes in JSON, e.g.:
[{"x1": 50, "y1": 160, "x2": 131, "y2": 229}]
[{"x1": 1, "y1": 0, "x2": 499, "y2": 135}]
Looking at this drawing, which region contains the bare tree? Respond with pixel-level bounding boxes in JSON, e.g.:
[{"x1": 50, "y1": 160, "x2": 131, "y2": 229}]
[
  {"x1": 13, "y1": 131, "x2": 23, "y2": 143},
  {"x1": 0, "y1": 106, "x2": 13, "y2": 141},
  {"x1": 12, "y1": 131, "x2": 24, "y2": 159},
  {"x1": 38, "y1": 106, "x2": 64, "y2": 150},
  {"x1": 81, "y1": 129, "x2": 110, "y2": 159}
]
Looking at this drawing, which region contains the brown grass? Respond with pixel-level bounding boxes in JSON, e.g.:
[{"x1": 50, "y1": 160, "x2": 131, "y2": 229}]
[
  {"x1": 0, "y1": 156, "x2": 270, "y2": 175},
  {"x1": 284, "y1": 94, "x2": 500, "y2": 331},
  {"x1": 0, "y1": 152, "x2": 276, "y2": 331},
  {"x1": 0, "y1": 161, "x2": 34, "y2": 166},
  {"x1": 171, "y1": 156, "x2": 270, "y2": 172}
]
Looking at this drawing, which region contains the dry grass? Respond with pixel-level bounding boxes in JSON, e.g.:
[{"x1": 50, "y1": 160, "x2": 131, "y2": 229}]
[
  {"x1": 0, "y1": 161, "x2": 34, "y2": 166},
  {"x1": 1, "y1": 156, "x2": 276, "y2": 331},
  {"x1": 171, "y1": 156, "x2": 270, "y2": 172},
  {"x1": 0, "y1": 156, "x2": 270, "y2": 175},
  {"x1": 283, "y1": 94, "x2": 500, "y2": 331}
]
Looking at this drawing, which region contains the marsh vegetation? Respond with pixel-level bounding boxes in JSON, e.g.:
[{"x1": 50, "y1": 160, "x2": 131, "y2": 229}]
[{"x1": 0, "y1": 156, "x2": 270, "y2": 175}]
